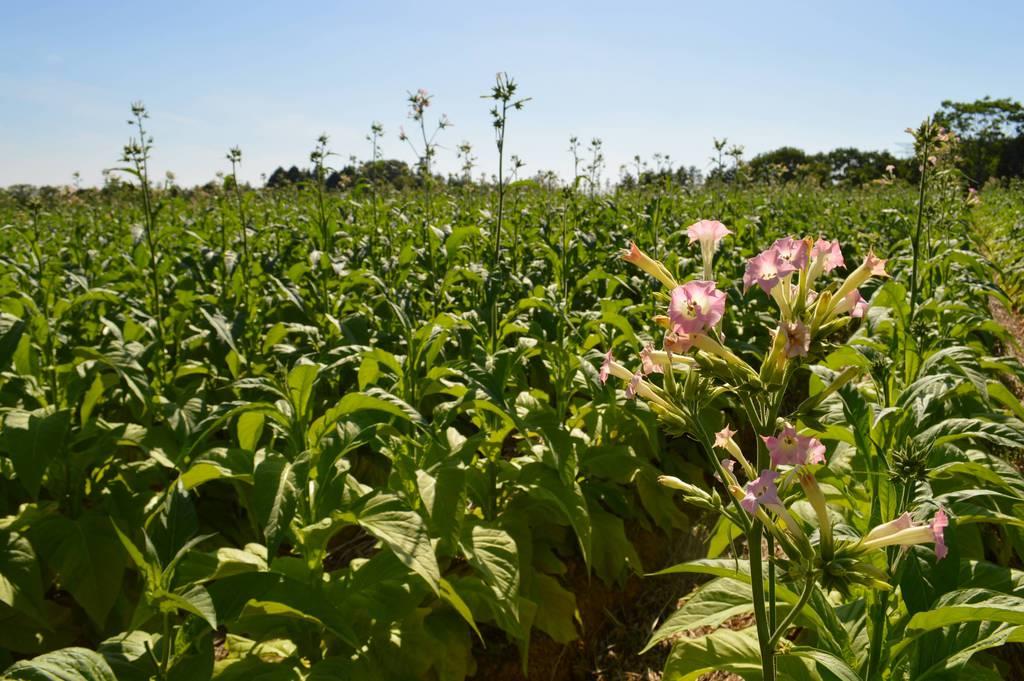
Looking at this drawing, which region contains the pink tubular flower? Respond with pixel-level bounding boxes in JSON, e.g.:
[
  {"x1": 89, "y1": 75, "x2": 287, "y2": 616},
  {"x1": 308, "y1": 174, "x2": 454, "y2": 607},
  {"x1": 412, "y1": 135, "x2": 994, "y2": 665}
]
[
  {"x1": 621, "y1": 241, "x2": 677, "y2": 289},
  {"x1": 932, "y1": 508, "x2": 949, "y2": 560},
  {"x1": 687, "y1": 219, "x2": 732, "y2": 247},
  {"x1": 741, "y1": 469, "x2": 782, "y2": 514},
  {"x1": 764, "y1": 426, "x2": 826, "y2": 468},
  {"x1": 663, "y1": 329, "x2": 696, "y2": 354},
  {"x1": 847, "y1": 290, "x2": 869, "y2": 318},
  {"x1": 863, "y1": 512, "x2": 914, "y2": 543},
  {"x1": 833, "y1": 250, "x2": 889, "y2": 310},
  {"x1": 714, "y1": 425, "x2": 737, "y2": 450},
  {"x1": 782, "y1": 321, "x2": 811, "y2": 358},
  {"x1": 864, "y1": 252, "x2": 888, "y2": 277},
  {"x1": 688, "y1": 220, "x2": 733, "y2": 280},
  {"x1": 668, "y1": 280, "x2": 726, "y2": 334},
  {"x1": 744, "y1": 248, "x2": 796, "y2": 294},
  {"x1": 599, "y1": 350, "x2": 614, "y2": 384},
  {"x1": 772, "y1": 237, "x2": 810, "y2": 270},
  {"x1": 860, "y1": 508, "x2": 950, "y2": 560},
  {"x1": 640, "y1": 344, "x2": 664, "y2": 375},
  {"x1": 625, "y1": 370, "x2": 642, "y2": 399},
  {"x1": 810, "y1": 238, "x2": 845, "y2": 274}
]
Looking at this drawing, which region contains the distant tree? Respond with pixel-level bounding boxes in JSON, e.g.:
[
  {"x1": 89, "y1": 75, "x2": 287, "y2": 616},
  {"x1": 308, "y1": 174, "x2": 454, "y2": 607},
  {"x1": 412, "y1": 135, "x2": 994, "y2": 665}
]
[{"x1": 935, "y1": 96, "x2": 1024, "y2": 185}]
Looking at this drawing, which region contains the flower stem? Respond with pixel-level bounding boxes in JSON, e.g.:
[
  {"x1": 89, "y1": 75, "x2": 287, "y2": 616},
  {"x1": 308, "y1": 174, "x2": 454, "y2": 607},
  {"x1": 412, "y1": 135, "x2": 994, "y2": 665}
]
[{"x1": 749, "y1": 521, "x2": 776, "y2": 681}]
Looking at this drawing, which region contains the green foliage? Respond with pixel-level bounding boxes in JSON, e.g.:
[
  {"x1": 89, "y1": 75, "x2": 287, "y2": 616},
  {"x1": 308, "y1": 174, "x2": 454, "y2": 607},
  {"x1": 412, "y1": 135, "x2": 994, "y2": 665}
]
[{"x1": 0, "y1": 114, "x2": 1022, "y2": 680}]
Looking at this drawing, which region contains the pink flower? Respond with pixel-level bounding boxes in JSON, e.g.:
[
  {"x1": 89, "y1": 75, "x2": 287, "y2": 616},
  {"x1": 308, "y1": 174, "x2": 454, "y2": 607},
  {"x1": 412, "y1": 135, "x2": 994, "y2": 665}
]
[
  {"x1": 863, "y1": 512, "x2": 914, "y2": 543},
  {"x1": 714, "y1": 425, "x2": 737, "y2": 449},
  {"x1": 663, "y1": 330, "x2": 696, "y2": 354},
  {"x1": 846, "y1": 290, "x2": 869, "y2": 318},
  {"x1": 687, "y1": 219, "x2": 732, "y2": 247},
  {"x1": 860, "y1": 508, "x2": 949, "y2": 561},
  {"x1": 772, "y1": 237, "x2": 809, "y2": 270},
  {"x1": 621, "y1": 241, "x2": 677, "y2": 288},
  {"x1": 741, "y1": 469, "x2": 782, "y2": 514},
  {"x1": 783, "y1": 321, "x2": 810, "y2": 358},
  {"x1": 833, "y1": 250, "x2": 889, "y2": 310},
  {"x1": 932, "y1": 508, "x2": 948, "y2": 560},
  {"x1": 668, "y1": 280, "x2": 725, "y2": 334},
  {"x1": 640, "y1": 344, "x2": 664, "y2": 375},
  {"x1": 864, "y1": 251, "x2": 888, "y2": 277},
  {"x1": 744, "y1": 248, "x2": 796, "y2": 294},
  {"x1": 625, "y1": 370, "x2": 642, "y2": 399},
  {"x1": 599, "y1": 350, "x2": 613, "y2": 384},
  {"x1": 764, "y1": 426, "x2": 826, "y2": 468},
  {"x1": 810, "y1": 238, "x2": 845, "y2": 273},
  {"x1": 688, "y1": 220, "x2": 733, "y2": 280}
]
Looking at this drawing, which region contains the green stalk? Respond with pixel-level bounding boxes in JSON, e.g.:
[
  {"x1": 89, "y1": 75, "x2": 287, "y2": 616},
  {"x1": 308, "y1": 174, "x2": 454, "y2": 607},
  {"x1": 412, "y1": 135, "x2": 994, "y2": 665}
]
[
  {"x1": 769, "y1": 573, "x2": 816, "y2": 648},
  {"x1": 749, "y1": 521, "x2": 777, "y2": 681}
]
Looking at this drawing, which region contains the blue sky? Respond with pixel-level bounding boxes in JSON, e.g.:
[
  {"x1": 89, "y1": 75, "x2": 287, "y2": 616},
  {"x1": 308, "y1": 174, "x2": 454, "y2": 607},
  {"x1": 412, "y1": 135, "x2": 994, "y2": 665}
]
[{"x1": 2, "y1": 0, "x2": 1022, "y2": 186}]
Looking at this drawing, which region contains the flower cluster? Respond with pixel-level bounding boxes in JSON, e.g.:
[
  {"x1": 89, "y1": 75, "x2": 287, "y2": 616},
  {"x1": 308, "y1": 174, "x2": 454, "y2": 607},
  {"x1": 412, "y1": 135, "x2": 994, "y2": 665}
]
[{"x1": 604, "y1": 220, "x2": 950, "y2": 569}]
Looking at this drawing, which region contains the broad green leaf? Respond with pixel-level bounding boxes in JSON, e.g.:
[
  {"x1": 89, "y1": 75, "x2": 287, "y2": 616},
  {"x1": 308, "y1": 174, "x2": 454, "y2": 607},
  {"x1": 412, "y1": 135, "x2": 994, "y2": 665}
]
[
  {"x1": 662, "y1": 626, "x2": 814, "y2": 680},
  {"x1": 254, "y1": 454, "x2": 298, "y2": 556},
  {"x1": 0, "y1": 531, "x2": 47, "y2": 625},
  {"x1": 31, "y1": 514, "x2": 127, "y2": 628},
  {"x1": 906, "y1": 588, "x2": 1024, "y2": 632},
  {"x1": 644, "y1": 578, "x2": 753, "y2": 653},
  {"x1": 336, "y1": 389, "x2": 424, "y2": 424},
  {"x1": 783, "y1": 647, "x2": 863, "y2": 681},
  {"x1": 2, "y1": 647, "x2": 116, "y2": 681},
  {"x1": 286, "y1": 362, "x2": 320, "y2": 421},
  {"x1": 519, "y1": 463, "x2": 592, "y2": 568},
  {"x1": 460, "y1": 523, "x2": 520, "y2": 624},
  {"x1": 0, "y1": 408, "x2": 71, "y2": 498},
  {"x1": 236, "y1": 411, "x2": 265, "y2": 451},
  {"x1": 530, "y1": 573, "x2": 578, "y2": 644},
  {"x1": 206, "y1": 572, "x2": 358, "y2": 647},
  {"x1": 155, "y1": 585, "x2": 217, "y2": 630},
  {"x1": 354, "y1": 493, "x2": 440, "y2": 593}
]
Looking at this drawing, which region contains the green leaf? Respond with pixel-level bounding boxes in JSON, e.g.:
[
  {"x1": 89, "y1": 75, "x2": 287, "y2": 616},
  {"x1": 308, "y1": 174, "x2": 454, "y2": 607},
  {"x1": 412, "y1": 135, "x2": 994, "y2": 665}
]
[
  {"x1": 336, "y1": 389, "x2": 424, "y2": 425},
  {"x1": 353, "y1": 493, "x2": 440, "y2": 593},
  {"x1": 461, "y1": 523, "x2": 520, "y2": 625},
  {"x1": 179, "y1": 448, "x2": 254, "y2": 490},
  {"x1": 111, "y1": 522, "x2": 160, "y2": 589},
  {"x1": 663, "y1": 627, "x2": 774, "y2": 680},
  {"x1": 286, "y1": 362, "x2": 320, "y2": 422},
  {"x1": 0, "y1": 319, "x2": 25, "y2": 372},
  {"x1": 236, "y1": 411, "x2": 265, "y2": 451},
  {"x1": 0, "y1": 531, "x2": 47, "y2": 626},
  {"x1": 783, "y1": 647, "x2": 863, "y2": 681},
  {"x1": 663, "y1": 626, "x2": 818, "y2": 680},
  {"x1": 644, "y1": 578, "x2": 753, "y2": 653},
  {"x1": 155, "y1": 585, "x2": 217, "y2": 630},
  {"x1": 254, "y1": 454, "x2": 298, "y2": 556},
  {"x1": 530, "y1": 573, "x2": 577, "y2": 644},
  {"x1": 439, "y1": 578, "x2": 482, "y2": 641},
  {"x1": 519, "y1": 463, "x2": 592, "y2": 568},
  {"x1": 32, "y1": 514, "x2": 127, "y2": 628},
  {"x1": 906, "y1": 588, "x2": 1024, "y2": 632},
  {"x1": 0, "y1": 408, "x2": 71, "y2": 498},
  {"x1": 2, "y1": 647, "x2": 116, "y2": 681},
  {"x1": 206, "y1": 572, "x2": 358, "y2": 648},
  {"x1": 417, "y1": 464, "x2": 466, "y2": 550}
]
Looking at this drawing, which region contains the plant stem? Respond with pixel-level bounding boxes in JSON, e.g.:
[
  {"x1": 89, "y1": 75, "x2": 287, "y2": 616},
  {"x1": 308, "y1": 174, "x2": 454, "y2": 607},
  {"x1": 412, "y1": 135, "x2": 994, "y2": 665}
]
[
  {"x1": 908, "y1": 120, "x2": 931, "y2": 325},
  {"x1": 749, "y1": 521, "x2": 776, "y2": 681},
  {"x1": 769, "y1": 573, "x2": 816, "y2": 648}
]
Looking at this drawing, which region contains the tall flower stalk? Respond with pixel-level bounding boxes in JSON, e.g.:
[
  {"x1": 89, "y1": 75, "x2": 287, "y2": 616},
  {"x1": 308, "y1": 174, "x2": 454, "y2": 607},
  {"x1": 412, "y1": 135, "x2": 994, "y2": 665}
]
[{"x1": 483, "y1": 72, "x2": 530, "y2": 268}]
